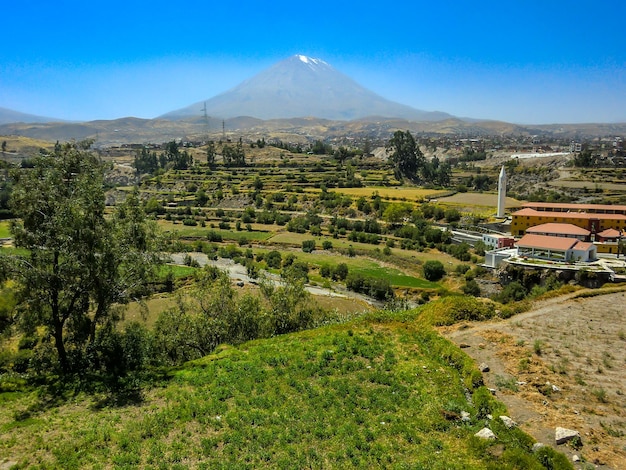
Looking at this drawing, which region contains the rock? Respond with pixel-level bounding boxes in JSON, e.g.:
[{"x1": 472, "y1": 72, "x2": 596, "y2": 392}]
[
  {"x1": 532, "y1": 443, "x2": 545, "y2": 453},
  {"x1": 236, "y1": 281, "x2": 244, "y2": 287},
  {"x1": 486, "y1": 414, "x2": 493, "y2": 420},
  {"x1": 572, "y1": 455, "x2": 580, "y2": 462},
  {"x1": 555, "y1": 427, "x2": 581, "y2": 445},
  {"x1": 459, "y1": 343, "x2": 471, "y2": 348},
  {"x1": 488, "y1": 388, "x2": 497, "y2": 395},
  {"x1": 0, "y1": 462, "x2": 18, "y2": 470},
  {"x1": 461, "y1": 411, "x2": 471, "y2": 422},
  {"x1": 551, "y1": 384, "x2": 561, "y2": 392},
  {"x1": 479, "y1": 362, "x2": 490, "y2": 372},
  {"x1": 475, "y1": 428, "x2": 496, "y2": 440},
  {"x1": 499, "y1": 415, "x2": 517, "y2": 429},
  {"x1": 478, "y1": 343, "x2": 486, "y2": 349}
]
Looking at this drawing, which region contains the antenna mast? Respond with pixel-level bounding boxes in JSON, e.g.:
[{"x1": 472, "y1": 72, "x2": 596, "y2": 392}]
[{"x1": 201, "y1": 102, "x2": 209, "y2": 142}]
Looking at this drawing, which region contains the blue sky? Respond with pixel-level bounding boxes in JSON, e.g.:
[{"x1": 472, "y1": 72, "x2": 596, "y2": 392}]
[{"x1": 1, "y1": 0, "x2": 625, "y2": 124}]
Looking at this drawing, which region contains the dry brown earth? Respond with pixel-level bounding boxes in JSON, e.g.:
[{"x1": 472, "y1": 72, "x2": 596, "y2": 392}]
[{"x1": 443, "y1": 291, "x2": 626, "y2": 469}]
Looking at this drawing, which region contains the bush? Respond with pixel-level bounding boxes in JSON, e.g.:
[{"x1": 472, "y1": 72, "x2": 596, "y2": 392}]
[
  {"x1": 322, "y1": 240, "x2": 333, "y2": 250},
  {"x1": 332, "y1": 263, "x2": 349, "y2": 281},
  {"x1": 302, "y1": 240, "x2": 316, "y2": 253},
  {"x1": 265, "y1": 250, "x2": 282, "y2": 269},
  {"x1": 494, "y1": 281, "x2": 527, "y2": 304},
  {"x1": 423, "y1": 260, "x2": 445, "y2": 281},
  {"x1": 346, "y1": 272, "x2": 393, "y2": 301},
  {"x1": 463, "y1": 279, "x2": 481, "y2": 296}
]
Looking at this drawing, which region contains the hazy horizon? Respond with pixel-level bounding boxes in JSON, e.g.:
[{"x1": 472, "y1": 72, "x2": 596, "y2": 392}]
[{"x1": 2, "y1": 1, "x2": 625, "y2": 125}]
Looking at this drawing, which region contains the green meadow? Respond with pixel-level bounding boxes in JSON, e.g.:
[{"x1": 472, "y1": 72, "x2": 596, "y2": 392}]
[{"x1": 0, "y1": 304, "x2": 570, "y2": 469}]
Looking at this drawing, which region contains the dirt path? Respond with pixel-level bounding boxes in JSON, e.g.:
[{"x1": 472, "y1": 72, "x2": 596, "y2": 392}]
[{"x1": 443, "y1": 291, "x2": 626, "y2": 469}]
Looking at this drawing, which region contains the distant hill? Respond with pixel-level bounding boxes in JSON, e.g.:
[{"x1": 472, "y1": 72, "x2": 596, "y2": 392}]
[
  {"x1": 2, "y1": 115, "x2": 626, "y2": 148},
  {"x1": 0, "y1": 106, "x2": 63, "y2": 125},
  {"x1": 160, "y1": 55, "x2": 452, "y2": 122}
]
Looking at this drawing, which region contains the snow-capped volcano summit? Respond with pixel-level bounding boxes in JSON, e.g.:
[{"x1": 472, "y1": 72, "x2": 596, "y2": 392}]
[{"x1": 160, "y1": 55, "x2": 451, "y2": 121}]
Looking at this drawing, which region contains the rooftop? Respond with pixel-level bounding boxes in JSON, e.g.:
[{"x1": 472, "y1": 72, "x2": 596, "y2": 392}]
[
  {"x1": 522, "y1": 202, "x2": 626, "y2": 212},
  {"x1": 597, "y1": 228, "x2": 622, "y2": 238},
  {"x1": 516, "y1": 234, "x2": 579, "y2": 251},
  {"x1": 526, "y1": 223, "x2": 590, "y2": 236},
  {"x1": 513, "y1": 208, "x2": 626, "y2": 221}
]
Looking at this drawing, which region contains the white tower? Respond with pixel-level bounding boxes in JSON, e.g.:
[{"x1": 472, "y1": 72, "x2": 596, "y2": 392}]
[{"x1": 497, "y1": 165, "x2": 507, "y2": 218}]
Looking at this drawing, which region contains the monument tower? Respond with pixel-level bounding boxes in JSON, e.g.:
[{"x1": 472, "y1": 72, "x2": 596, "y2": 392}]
[{"x1": 497, "y1": 165, "x2": 507, "y2": 218}]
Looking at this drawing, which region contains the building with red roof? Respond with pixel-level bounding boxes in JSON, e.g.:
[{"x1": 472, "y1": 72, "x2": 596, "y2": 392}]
[{"x1": 516, "y1": 234, "x2": 597, "y2": 262}]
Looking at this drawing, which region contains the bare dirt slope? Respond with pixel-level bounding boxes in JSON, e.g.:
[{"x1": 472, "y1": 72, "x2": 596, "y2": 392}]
[{"x1": 443, "y1": 291, "x2": 626, "y2": 469}]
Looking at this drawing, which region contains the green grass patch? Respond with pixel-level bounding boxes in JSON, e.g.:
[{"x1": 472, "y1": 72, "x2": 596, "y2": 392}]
[
  {"x1": 417, "y1": 296, "x2": 498, "y2": 326},
  {"x1": 159, "y1": 264, "x2": 197, "y2": 279},
  {"x1": 0, "y1": 312, "x2": 566, "y2": 468},
  {"x1": 0, "y1": 221, "x2": 11, "y2": 238},
  {"x1": 157, "y1": 220, "x2": 274, "y2": 241}
]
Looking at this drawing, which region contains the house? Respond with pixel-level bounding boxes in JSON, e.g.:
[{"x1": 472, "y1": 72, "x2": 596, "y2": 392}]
[
  {"x1": 516, "y1": 234, "x2": 597, "y2": 262},
  {"x1": 594, "y1": 228, "x2": 624, "y2": 254},
  {"x1": 482, "y1": 233, "x2": 515, "y2": 250}
]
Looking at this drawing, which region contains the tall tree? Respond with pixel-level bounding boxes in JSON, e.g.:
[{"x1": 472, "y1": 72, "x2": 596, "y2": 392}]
[
  {"x1": 386, "y1": 130, "x2": 425, "y2": 181},
  {"x1": 2, "y1": 141, "x2": 160, "y2": 373}
]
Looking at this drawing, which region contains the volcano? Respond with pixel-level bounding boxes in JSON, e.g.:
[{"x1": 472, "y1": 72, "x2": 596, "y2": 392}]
[{"x1": 160, "y1": 55, "x2": 451, "y2": 122}]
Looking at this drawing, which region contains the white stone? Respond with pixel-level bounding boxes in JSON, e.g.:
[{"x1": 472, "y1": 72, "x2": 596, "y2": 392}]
[
  {"x1": 555, "y1": 427, "x2": 580, "y2": 445},
  {"x1": 532, "y1": 443, "x2": 545, "y2": 453},
  {"x1": 499, "y1": 415, "x2": 517, "y2": 429},
  {"x1": 461, "y1": 411, "x2": 471, "y2": 422},
  {"x1": 572, "y1": 455, "x2": 580, "y2": 462},
  {"x1": 475, "y1": 427, "x2": 496, "y2": 440}
]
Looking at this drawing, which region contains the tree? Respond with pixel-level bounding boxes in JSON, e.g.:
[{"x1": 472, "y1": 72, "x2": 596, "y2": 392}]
[
  {"x1": 386, "y1": 130, "x2": 425, "y2": 181},
  {"x1": 2, "y1": 142, "x2": 160, "y2": 373},
  {"x1": 206, "y1": 141, "x2": 216, "y2": 165},
  {"x1": 423, "y1": 260, "x2": 446, "y2": 281},
  {"x1": 1, "y1": 141, "x2": 6, "y2": 152}
]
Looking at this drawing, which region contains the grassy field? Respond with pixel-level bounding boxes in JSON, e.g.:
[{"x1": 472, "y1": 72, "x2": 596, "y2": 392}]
[
  {"x1": 436, "y1": 192, "x2": 522, "y2": 208},
  {"x1": 0, "y1": 221, "x2": 11, "y2": 239},
  {"x1": 0, "y1": 305, "x2": 567, "y2": 469},
  {"x1": 306, "y1": 186, "x2": 449, "y2": 201},
  {"x1": 157, "y1": 220, "x2": 274, "y2": 241}
]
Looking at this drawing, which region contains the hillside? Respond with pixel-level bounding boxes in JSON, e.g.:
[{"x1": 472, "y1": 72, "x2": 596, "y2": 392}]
[
  {"x1": 0, "y1": 305, "x2": 569, "y2": 469},
  {"x1": 3, "y1": 116, "x2": 626, "y2": 148}
]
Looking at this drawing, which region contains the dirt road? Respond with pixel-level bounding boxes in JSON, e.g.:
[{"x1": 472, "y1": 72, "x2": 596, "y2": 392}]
[{"x1": 443, "y1": 291, "x2": 626, "y2": 469}]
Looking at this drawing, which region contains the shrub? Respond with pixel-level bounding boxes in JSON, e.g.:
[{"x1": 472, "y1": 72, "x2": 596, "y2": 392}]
[
  {"x1": 332, "y1": 263, "x2": 349, "y2": 281},
  {"x1": 265, "y1": 250, "x2": 282, "y2": 269},
  {"x1": 302, "y1": 240, "x2": 316, "y2": 253},
  {"x1": 423, "y1": 260, "x2": 445, "y2": 281},
  {"x1": 494, "y1": 281, "x2": 527, "y2": 304},
  {"x1": 463, "y1": 279, "x2": 481, "y2": 296}
]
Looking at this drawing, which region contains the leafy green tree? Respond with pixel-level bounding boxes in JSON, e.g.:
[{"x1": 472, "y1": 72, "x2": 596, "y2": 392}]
[
  {"x1": 383, "y1": 202, "x2": 413, "y2": 226},
  {"x1": 206, "y1": 141, "x2": 216, "y2": 165},
  {"x1": 386, "y1": 130, "x2": 425, "y2": 181},
  {"x1": 265, "y1": 250, "x2": 282, "y2": 269},
  {"x1": 574, "y1": 148, "x2": 594, "y2": 167},
  {"x1": 2, "y1": 142, "x2": 160, "y2": 373},
  {"x1": 259, "y1": 268, "x2": 311, "y2": 335},
  {"x1": 302, "y1": 239, "x2": 316, "y2": 253},
  {"x1": 423, "y1": 260, "x2": 446, "y2": 281},
  {"x1": 134, "y1": 147, "x2": 158, "y2": 174}
]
